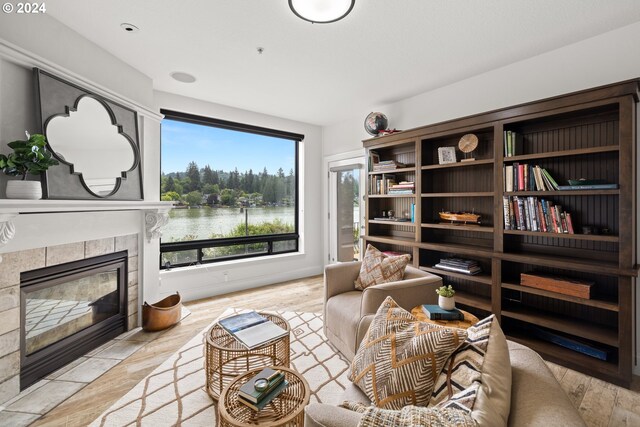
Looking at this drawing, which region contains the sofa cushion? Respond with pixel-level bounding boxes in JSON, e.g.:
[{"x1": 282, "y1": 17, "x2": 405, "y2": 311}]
[
  {"x1": 340, "y1": 401, "x2": 476, "y2": 427},
  {"x1": 348, "y1": 296, "x2": 467, "y2": 409},
  {"x1": 430, "y1": 315, "x2": 511, "y2": 427},
  {"x1": 326, "y1": 291, "x2": 364, "y2": 357},
  {"x1": 354, "y1": 245, "x2": 411, "y2": 290}
]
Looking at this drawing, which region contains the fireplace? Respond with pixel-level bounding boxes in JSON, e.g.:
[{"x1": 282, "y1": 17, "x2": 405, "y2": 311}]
[{"x1": 20, "y1": 251, "x2": 128, "y2": 389}]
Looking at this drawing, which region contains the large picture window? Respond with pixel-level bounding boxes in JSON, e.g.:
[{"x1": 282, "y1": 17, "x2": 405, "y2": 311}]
[{"x1": 159, "y1": 110, "x2": 302, "y2": 268}]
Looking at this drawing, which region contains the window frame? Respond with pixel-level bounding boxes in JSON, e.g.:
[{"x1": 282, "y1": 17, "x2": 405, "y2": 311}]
[{"x1": 159, "y1": 109, "x2": 303, "y2": 269}]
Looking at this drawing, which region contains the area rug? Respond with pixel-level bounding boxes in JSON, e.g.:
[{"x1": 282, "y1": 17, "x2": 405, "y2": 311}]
[{"x1": 90, "y1": 309, "x2": 351, "y2": 426}]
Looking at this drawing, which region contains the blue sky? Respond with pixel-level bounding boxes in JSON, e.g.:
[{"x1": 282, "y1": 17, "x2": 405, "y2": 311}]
[{"x1": 161, "y1": 119, "x2": 296, "y2": 175}]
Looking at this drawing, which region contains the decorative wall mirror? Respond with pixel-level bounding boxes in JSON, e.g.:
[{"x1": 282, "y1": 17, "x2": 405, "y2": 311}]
[{"x1": 34, "y1": 68, "x2": 143, "y2": 200}]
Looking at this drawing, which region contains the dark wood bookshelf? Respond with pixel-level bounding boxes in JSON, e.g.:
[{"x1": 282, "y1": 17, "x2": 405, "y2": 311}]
[{"x1": 363, "y1": 79, "x2": 639, "y2": 387}]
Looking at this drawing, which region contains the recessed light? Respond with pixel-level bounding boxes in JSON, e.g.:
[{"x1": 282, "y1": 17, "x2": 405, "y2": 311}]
[
  {"x1": 170, "y1": 72, "x2": 197, "y2": 83},
  {"x1": 120, "y1": 23, "x2": 140, "y2": 33}
]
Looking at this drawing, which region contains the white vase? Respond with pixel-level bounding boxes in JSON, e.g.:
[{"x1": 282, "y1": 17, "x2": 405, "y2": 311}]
[
  {"x1": 6, "y1": 180, "x2": 42, "y2": 199},
  {"x1": 438, "y1": 295, "x2": 455, "y2": 311}
]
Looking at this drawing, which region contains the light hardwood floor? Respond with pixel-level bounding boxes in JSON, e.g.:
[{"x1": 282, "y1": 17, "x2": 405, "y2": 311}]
[{"x1": 25, "y1": 275, "x2": 640, "y2": 427}]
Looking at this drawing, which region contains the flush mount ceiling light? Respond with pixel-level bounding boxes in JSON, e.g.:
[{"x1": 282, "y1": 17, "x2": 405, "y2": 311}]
[
  {"x1": 289, "y1": 0, "x2": 355, "y2": 24},
  {"x1": 170, "y1": 72, "x2": 197, "y2": 83}
]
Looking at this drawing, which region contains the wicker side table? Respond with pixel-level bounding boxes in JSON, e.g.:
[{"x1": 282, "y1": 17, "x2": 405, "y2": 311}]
[
  {"x1": 218, "y1": 366, "x2": 310, "y2": 427},
  {"x1": 411, "y1": 306, "x2": 480, "y2": 330},
  {"x1": 206, "y1": 312, "x2": 290, "y2": 400}
]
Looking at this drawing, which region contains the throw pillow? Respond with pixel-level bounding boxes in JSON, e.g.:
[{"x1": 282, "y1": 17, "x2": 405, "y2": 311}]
[
  {"x1": 354, "y1": 244, "x2": 411, "y2": 290},
  {"x1": 348, "y1": 296, "x2": 467, "y2": 409},
  {"x1": 340, "y1": 401, "x2": 477, "y2": 427},
  {"x1": 430, "y1": 315, "x2": 511, "y2": 426}
]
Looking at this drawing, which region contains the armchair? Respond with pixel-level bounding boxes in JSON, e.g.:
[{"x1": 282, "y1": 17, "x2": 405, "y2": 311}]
[{"x1": 324, "y1": 261, "x2": 443, "y2": 361}]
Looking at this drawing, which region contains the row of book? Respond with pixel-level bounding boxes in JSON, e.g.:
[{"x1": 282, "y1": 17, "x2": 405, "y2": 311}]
[
  {"x1": 238, "y1": 367, "x2": 288, "y2": 410},
  {"x1": 434, "y1": 257, "x2": 482, "y2": 275},
  {"x1": 504, "y1": 164, "x2": 558, "y2": 192},
  {"x1": 503, "y1": 130, "x2": 524, "y2": 157},
  {"x1": 503, "y1": 196, "x2": 575, "y2": 233},
  {"x1": 388, "y1": 181, "x2": 415, "y2": 194},
  {"x1": 369, "y1": 174, "x2": 396, "y2": 195}
]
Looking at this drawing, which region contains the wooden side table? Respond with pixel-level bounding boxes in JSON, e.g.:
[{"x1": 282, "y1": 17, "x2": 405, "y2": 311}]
[
  {"x1": 411, "y1": 306, "x2": 480, "y2": 329},
  {"x1": 218, "y1": 366, "x2": 310, "y2": 427},
  {"x1": 206, "y1": 312, "x2": 290, "y2": 400}
]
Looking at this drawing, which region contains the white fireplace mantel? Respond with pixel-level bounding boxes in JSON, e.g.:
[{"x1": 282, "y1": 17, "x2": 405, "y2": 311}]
[{"x1": 0, "y1": 200, "x2": 173, "y2": 260}]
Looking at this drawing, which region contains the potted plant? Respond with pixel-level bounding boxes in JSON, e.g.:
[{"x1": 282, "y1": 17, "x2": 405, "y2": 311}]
[
  {"x1": 0, "y1": 132, "x2": 58, "y2": 199},
  {"x1": 436, "y1": 284, "x2": 456, "y2": 310}
]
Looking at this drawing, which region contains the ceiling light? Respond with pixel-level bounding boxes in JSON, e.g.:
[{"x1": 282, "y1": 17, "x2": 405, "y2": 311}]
[
  {"x1": 289, "y1": 0, "x2": 355, "y2": 24},
  {"x1": 120, "y1": 23, "x2": 139, "y2": 33},
  {"x1": 170, "y1": 72, "x2": 197, "y2": 83}
]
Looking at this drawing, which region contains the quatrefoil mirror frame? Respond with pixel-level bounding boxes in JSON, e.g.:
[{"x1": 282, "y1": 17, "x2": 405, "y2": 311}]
[{"x1": 34, "y1": 68, "x2": 143, "y2": 200}]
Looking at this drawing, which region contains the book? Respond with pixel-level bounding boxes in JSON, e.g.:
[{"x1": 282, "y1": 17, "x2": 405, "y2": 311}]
[
  {"x1": 434, "y1": 263, "x2": 481, "y2": 275},
  {"x1": 529, "y1": 327, "x2": 609, "y2": 361},
  {"x1": 238, "y1": 380, "x2": 289, "y2": 411},
  {"x1": 232, "y1": 320, "x2": 289, "y2": 349},
  {"x1": 520, "y1": 273, "x2": 593, "y2": 299},
  {"x1": 238, "y1": 368, "x2": 285, "y2": 403},
  {"x1": 557, "y1": 184, "x2": 618, "y2": 190},
  {"x1": 218, "y1": 311, "x2": 267, "y2": 334},
  {"x1": 421, "y1": 304, "x2": 464, "y2": 320}
]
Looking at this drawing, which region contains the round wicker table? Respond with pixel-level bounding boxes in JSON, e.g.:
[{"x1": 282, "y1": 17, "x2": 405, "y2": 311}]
[
  {"x1": 218, "y1": 366, "x2": 310, "y2": 427},
  {"x1": 206, "y1": 312, "x2": 290, "y2": 400},
  {"x1": 411, "y1": 306, "x2": 480, "y2": 330}
]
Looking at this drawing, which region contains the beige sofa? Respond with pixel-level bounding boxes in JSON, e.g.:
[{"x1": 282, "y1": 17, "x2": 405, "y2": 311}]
[{"x1": 310, "y1": 262, "x2": 587, "y2": 427}]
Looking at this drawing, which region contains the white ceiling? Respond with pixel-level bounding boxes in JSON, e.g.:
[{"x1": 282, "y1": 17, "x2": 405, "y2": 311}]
[{"x1": 47, "y1": 1, "x2": 640, "y2": 126}]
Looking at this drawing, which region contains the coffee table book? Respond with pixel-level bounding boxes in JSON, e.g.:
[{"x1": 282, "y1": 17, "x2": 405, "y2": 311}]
[
  {"x1": 218, "y1": 311, "x2": 289, "y2": 349},
  {"x1": 238, "y1": 368, "x2": 284, "y2": 403},
  {"x1": 421, "y1": 305, "x2": 464, "y2": 320},
  {"x1": 218, "y1": 311, "x2": 267, "y2": 333},
  {"x1": 238, "y1": 380, "x2": 289, "y2": 411}
]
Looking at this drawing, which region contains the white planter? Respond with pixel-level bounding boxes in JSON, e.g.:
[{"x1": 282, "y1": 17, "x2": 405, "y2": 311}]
[
  {"x1": 438, "y1": 295, "x2": 455, "y2": 311},
  {"x1": 6, "y1": 180, "x2": 42, "y2": 200}
]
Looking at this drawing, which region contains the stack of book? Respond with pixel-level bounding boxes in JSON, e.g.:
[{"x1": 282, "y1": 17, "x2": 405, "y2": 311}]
[
  {"x1": 434, "y1": 258, "x2": 482, "y2": 275},
  {"x1": 388, "y1": 181, "x2": 414, "y2": 195},
  {"x1": 503, "y1": 196, "x2": 575, "y2": 233},
  {"x1": 238, "y1": 368, "x2": 288, "y2": 410},
  {"x1": 372, "y1": 160, "x2": 406, "y2": 172},
  {"x1": 421, "y1": 304, "x2": 464, "y2": 320},
  {"x1": 218, "y1": 311, "x2": 289, "y2": 349},
  {"x1": 369, "y1": 174, "x2": 396, "y2": 195},
  {"x1": 503, "y1": 130, "x2": 524, "y2": 157},
  {"x1": 504, "y1": 164, "x2": 559, "y2": 192}
]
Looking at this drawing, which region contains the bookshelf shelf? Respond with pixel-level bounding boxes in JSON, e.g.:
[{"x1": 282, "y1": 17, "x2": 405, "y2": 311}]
[
  {"x1": 363, "y1": 79, "x2": 639, "y2": 387},
  {"x1": 502, "y1": 282, "x2": 618, "y2": 312},
  {"x1": 501, "y1": 307, "x2": 618, "y2": 347},
  {"x1": 369, "y1": 167, "x2": 416, "y2": 175},
  {"x1": 421, "y1": 158, "x2": 494, "y2": 170},
  {"x1": 503, "y1": 145, "x2": 619, "y2": 163},
  {"x1": 420, "y1": 266, "x2": 492, "y2": 285},
  {"x1": 367, "y1": 194, "x2": 416, "y2": 199},
  {"x1": 421, "y1": 223, "x2": 494, "y2": 233},
  {"x1": 421, "y1": 192, "x2": 493, "y2": 198},
  {"x1": 503, "y1": 230, "x2": 619, "y2": 242},
  {"x1": 369, "y1": 220, "x2": 416, "y2": 227}
]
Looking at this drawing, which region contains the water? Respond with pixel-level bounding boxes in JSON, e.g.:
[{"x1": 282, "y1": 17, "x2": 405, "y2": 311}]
[{"x1": 163, "y1": 206, "x2": 296, "y2": 242}]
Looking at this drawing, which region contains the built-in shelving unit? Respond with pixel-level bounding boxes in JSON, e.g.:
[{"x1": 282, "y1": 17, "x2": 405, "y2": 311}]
[{"x1": 362, "y1": 79, "x2": 639, "y2": 387}]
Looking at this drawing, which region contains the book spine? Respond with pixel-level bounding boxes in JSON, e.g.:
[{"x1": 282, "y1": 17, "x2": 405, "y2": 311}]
[
  {"x1": 518, "y1": 164, "x2": 525, "y2": 191},
  {"x1": 565, "y1": 212, "x2": 574, "y2": 234},
  {"x1": 503, "y1": 196, "x2": 511, "y2": 230},
  {"x1": 537, "y1": 200, "x2": 547, "y2": 232}
]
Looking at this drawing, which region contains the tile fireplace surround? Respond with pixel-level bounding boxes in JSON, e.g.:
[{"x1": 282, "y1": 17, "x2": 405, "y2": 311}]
[{"x1": 0, "y1": 234, "x2": 140, "y2": 405}]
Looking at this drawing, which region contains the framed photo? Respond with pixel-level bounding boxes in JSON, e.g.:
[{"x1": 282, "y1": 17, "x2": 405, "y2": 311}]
[{"x1": 438, "y1": 146, "x2": 457, "y2": 165}]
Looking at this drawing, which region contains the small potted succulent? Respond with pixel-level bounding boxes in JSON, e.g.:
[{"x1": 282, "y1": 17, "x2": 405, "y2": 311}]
[
  {"x1": 0, "y1": 132, "x2": 58, "y2": 199},
  {"x1": 436, "y1": 284, "x2": 456, "y2": 310}
]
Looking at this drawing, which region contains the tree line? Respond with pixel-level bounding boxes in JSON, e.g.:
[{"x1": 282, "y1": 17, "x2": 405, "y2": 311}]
[{"x1": 161, "y1": 161, "x2": 295, "y2": 207}]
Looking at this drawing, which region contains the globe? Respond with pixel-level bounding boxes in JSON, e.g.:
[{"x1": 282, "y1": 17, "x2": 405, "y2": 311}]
[{"x1": 364, "y1": 112, "x2": 388, "y2": 136}]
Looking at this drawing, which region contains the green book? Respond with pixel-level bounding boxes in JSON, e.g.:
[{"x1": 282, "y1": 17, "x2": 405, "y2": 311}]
[
  {"x1": 541, "y1": 168, "x2": 559, "y2": 190},
  {"x1": 238, "y1": 380, "x2": 289, "y2": 411},
  {"x1": 238, "y1": 368, "x2": 284, "y2": 403}
]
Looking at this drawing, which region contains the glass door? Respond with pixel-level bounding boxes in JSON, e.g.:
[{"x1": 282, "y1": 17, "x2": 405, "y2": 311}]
[{"x1": 329, "y1": 158, "x2": 365, "y2": 263}]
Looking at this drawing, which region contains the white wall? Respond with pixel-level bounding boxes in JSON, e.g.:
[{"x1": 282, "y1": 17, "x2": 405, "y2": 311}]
[
  {"x1": 154, "y1": 91, "x2": 324, "y2": 302},
  {"x1": 323, "y1": 20, "x2": 640, "y2": 375}
]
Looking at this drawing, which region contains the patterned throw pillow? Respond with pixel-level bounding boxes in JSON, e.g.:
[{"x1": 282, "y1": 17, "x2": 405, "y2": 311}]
[
  {"x1": 430, "y1": 315, "x2": 511, "y2": 426},
  {"x1": 355, "y1": 244, "x2": 411, "y2": 290},
  {"x1": 348, "y1": 297, "x2": 467, "y2": 410},
  {"x1": 340, "y1": 401, "x2": 477, "y2": 427}
]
